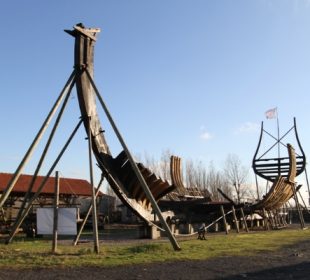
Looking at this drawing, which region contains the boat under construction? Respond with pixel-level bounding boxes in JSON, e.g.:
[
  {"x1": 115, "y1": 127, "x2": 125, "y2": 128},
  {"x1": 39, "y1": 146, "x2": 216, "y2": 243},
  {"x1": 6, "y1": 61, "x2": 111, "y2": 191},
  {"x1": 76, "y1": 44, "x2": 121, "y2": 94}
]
[{"x1": 0, "y1": 24, "x2": 308, "y2": 251}]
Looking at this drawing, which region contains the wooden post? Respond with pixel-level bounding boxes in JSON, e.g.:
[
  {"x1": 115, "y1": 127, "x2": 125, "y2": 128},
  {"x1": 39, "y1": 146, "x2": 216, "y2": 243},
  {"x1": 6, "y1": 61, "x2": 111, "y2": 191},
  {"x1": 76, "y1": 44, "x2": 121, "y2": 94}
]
[
  {"x1": 52, "y1": 171, "x2": 60, "y2": 253},
  {"x1": 88, "y1": 117, "x2": 100, "y2": 254},
  {"x1": 73, "y1": 176, "x2": 104, "y2": 246},
  {"x1": 6, "y1": 120, "x2": 83, "y2": 244},
  {"x1": 220, "y1": 206, "x2": 229, "y2": 234},
  {"x1": 266, "y1": 211, "x2": 272, "y2": 228},
  {"x1": 291, "y1": 183, "x2": 305, "y2": 229},
  {"x1": 273, "y1": 210, "x2": 278, "y2": 228},
  {"x1": 279, "y1": 210, "x2": 285, "y2": 227},
  {"x1": 297, "y1": 189, "x2": 310, "y2": 214},
  {"x1": 250, "y1": 212, "x2": 254, "y2": 229},
  {"x1": 283, "y1": 204, "x2": 288, "y2": 225},
  {"x1": 13, "y1": 77, "x2": 75, "y2": 239},
  {"x1": 280, "y1": 210, "x2": 285, "y2": 226},
  {"x1": 204, "y1": 210, "x2": 233, "y2": 231},
  {"x1": 267, "y1": 210, "x2": 275, "y2": 229},
  {"x1": 0, "y1": 70, "x2": 76, "y2": 210},
  {"x1": 240, "y1": 208, "x2": 249, "y2": 232},
  {"x1": 262, "y1": 208, "x2": 269, "y2": 230},
  {"x1": 284, "y1": 203, "x2": 289, "y2": 225},
  {"x1": 271, "y1": 210, "x2": 277, "y2": 228},
  {"x1": 87, "y1": 70, "x2": 180, "y2": 251},
  {"x1": 231, "y1": 206, "x2": 239, "y2": 233},
  {"x1": 274, "y1": 210, "x2": 280, "y2": 228}
]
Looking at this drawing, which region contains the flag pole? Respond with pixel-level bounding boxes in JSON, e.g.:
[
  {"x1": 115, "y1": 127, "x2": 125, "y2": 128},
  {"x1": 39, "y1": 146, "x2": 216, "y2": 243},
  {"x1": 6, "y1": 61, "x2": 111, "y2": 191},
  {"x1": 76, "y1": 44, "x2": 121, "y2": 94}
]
[
  {"x1": 265, "y1": 107, "x2": 280, "y2": 175},
  {"x1": 276, "y1": 108, "x2": 281, "y2": 177},
  {"x1": 276, "y1": 108, "x2": 280, "y2": 159}
]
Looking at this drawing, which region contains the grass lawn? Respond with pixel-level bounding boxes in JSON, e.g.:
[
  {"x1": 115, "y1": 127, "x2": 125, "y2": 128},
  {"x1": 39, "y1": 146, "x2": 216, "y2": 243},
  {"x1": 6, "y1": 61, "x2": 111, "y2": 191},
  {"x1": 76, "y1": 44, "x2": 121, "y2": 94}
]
[{"x1": 0, "y1": 228, "x2": 308, "y2": 268}]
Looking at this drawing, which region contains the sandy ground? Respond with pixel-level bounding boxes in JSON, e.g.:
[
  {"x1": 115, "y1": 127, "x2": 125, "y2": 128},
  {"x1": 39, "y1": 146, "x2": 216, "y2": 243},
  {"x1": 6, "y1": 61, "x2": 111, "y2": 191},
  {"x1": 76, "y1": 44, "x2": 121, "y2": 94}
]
[{"x1": 0, "y1": 237, "x2": 309, "y2": 280}]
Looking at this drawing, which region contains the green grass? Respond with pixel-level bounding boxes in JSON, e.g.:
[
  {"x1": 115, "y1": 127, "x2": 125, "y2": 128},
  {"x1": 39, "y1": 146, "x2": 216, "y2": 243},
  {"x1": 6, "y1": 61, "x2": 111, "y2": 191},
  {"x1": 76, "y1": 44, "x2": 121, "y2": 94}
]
[{"x1": 0, "y1": 228, "x2": 308, "y2": 268}]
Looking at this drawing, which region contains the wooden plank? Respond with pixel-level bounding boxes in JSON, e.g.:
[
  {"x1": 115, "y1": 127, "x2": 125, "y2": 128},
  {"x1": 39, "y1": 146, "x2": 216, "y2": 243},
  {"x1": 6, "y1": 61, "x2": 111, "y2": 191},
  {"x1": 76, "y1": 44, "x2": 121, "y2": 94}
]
[{"x1": 74, "y1": 25, "x2": 100, "y2": 41}]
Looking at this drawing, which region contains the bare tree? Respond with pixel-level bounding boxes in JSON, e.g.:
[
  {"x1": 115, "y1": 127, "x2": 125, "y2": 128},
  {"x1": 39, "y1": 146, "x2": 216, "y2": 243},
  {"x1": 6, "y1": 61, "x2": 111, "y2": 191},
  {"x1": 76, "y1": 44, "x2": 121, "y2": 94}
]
[
  {"x1": 142, "y1": 151, "x2": 158, "y2": 174},
  {"x1": 223, "y1": 154, "x2": 249, "y2": 204},
  {"x1": 206, "y1": 161, "x2": 218, "y2": 199},
  {"x1": 139, "y1": 149, "x2": 173, "y2": 182},
  {"x1": 183, "y1": 159, "x2": 213, "y2": 197},
  {"x1": 193, "y1": 160, "x2": 207, "y2": 191},
  {"x1": 159, "y1": 149, "x2": 172, "y2": 181},
  {"x1": 185, "y1": 159, "x2": 196, "y2": 188},
  {"x1": 218, "y1": 174, "x2": 232, "y2": 201},
  {"x1": 206, "y1": 161, "x2": 231, "y2": 201}
]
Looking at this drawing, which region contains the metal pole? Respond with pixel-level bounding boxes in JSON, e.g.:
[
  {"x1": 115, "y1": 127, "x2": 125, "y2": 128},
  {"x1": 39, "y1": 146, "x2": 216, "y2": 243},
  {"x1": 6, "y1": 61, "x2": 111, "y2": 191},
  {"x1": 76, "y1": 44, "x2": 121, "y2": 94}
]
[
  {"x1": 276, "y1": 110, "x2": 280, "y2": 172},
  {"x1": 6, "y1": 119, "x2": 83, "y2": 244},
  {"x1": 0, "y1": 70, "x2": 76, "y2": 209},
  {"x1": 73, "y1": 176, "x2": 104, "y2": 246},
  {"x1": 86, "y1": 69, "x2": 180, "y2": 251},
  {"x1": 87, "y1": 116, "x2": 100, "y2": 254},
  {"x1": 52, "y1": 171, "x2": 60, "y2": 253}
]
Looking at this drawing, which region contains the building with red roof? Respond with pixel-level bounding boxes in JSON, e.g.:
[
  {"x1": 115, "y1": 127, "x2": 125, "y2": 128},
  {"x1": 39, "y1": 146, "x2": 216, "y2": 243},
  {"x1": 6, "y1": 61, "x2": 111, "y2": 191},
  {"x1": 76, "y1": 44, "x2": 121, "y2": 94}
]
[
  {"x1": 0, "y1": 173, "x2": 116, "y2": 227},
  {"x1": 0, "y1": 172, "x2": 95, "y2": 197}
]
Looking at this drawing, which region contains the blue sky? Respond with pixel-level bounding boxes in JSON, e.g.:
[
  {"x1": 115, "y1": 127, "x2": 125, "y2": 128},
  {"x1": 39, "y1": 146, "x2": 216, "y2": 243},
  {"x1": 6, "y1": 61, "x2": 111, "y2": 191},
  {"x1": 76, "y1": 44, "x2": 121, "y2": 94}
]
[{"x1": 1, "y1": 1, "x2": 310, "y2": 199}]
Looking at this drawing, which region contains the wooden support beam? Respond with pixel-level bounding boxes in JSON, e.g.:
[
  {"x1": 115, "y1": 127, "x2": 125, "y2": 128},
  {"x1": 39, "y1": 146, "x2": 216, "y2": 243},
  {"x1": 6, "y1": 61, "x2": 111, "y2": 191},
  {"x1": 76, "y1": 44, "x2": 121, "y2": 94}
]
[
  {"x1": 291, "y1": 183, "x2": 306, "y2": 229},
  {"x1": 86, "y1": 69, "x2": 181, "y2": 251},
  {"x1": 87, "y1": 116, "x2": 100, "y2": 254},
  {"x1": 231, "y1": 206, "x2": 239, "y2": 233},
  {"x1": 52, "y1": 171, "x2": 60, "y2": 253},
  {"x1": 267, "y1": 210, "x2": 275, "y2": 229},
  {"x1": 13, "y1": 75, "x2": 75, "y2": 232},
  {"x1": 0, "y1": 70, "x2": 76, "y2": 210},
  {"x1": 205, "y1": 210, "x2": 233, "y2": 231},
  {"x1": 262, "y1": 208, "x2": 269, "y2": 230},
  {"x1": 239, "y1": 208, "x2": 249, "y2": 232},
  {"x1": 6, "y1": 119, "x2": 83, "y2": 244},
  {"x1": 73, "y1": 176, "x2": 104, "y2": 246},
  {"x1": 250, "y1": 212, "x2": 254, "y2": 229},
  {"x1": 220, "y1": 205, "x2": 229, "y2": 235}
]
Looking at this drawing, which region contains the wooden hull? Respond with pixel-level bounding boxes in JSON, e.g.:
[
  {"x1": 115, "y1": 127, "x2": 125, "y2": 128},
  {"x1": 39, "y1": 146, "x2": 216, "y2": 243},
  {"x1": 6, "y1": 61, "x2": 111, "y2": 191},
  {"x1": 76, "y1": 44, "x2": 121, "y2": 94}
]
[
  {"x1": 67, "y1": 25, "x2": 175, "y2": 224},
  {"x1": 251, "y1": 144, "x2": 297, "y2": 211}
]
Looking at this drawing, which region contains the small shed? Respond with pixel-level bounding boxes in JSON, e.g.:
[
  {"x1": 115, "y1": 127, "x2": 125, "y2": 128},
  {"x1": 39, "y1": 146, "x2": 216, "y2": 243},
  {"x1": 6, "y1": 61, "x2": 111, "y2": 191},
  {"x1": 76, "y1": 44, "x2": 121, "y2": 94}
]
[{"x1": 0, "y1": 172, "x2": 100, "y2": 223}]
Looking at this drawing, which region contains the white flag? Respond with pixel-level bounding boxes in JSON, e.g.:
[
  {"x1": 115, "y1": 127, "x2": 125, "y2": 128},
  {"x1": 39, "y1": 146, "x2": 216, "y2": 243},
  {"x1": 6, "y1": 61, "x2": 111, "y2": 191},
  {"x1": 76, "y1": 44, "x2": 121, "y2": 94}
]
[{"x1": 265, "y1": 107, "x2": 277, "y2": 119}]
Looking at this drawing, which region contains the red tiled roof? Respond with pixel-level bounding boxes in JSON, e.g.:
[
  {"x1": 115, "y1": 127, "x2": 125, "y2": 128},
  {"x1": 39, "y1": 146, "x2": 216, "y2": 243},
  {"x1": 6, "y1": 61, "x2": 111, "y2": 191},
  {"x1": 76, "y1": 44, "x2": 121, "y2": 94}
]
[{"x1": 0, "y1": 173, "x2": 97, "y2": 196}]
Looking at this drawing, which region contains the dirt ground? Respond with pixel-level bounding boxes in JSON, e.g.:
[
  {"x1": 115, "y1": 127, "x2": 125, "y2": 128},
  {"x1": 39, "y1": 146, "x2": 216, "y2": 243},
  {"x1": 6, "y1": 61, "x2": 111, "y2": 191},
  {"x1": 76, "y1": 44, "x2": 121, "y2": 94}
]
[{"x1": 0, "y1": 237, "x2": 309, "y2": 280}]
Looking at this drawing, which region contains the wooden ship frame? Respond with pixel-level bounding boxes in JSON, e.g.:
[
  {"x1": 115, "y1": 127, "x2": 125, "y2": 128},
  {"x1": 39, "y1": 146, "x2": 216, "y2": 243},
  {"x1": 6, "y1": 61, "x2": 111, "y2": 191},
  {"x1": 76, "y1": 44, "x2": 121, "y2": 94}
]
[
  {"x1": 1, "y1": 24, "x2": 308, "y2": 251},
  {"x1": 250, "y1": 117, "x2": 308, "y2": 229},
  {"x1": 0, "y1": 24, "x2": 181, "y2": 251},
  {"x1": 252, "y1": 118, "x2": 306, "y2": 183}
]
